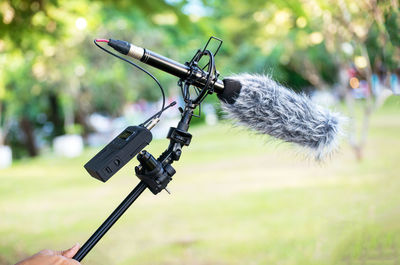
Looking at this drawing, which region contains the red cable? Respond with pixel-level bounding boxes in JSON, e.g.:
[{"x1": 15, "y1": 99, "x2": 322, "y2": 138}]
[{"x1": 95, "y1": 39, "x2": 109, "y2": 43}]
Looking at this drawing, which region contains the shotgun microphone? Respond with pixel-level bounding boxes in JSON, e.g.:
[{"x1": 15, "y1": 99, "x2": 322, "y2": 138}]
[{"x1": 104, "y1": 39, "x2": 343, "y2": 159}]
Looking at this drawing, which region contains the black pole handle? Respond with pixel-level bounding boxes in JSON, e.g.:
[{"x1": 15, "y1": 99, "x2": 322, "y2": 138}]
[{"x1": 73, "y1": 181, "x2": 147, "y2": 261}]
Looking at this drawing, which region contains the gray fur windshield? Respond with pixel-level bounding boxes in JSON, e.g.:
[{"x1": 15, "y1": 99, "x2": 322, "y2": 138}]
[{"x1": 220, "y1": 74, "x2": 344, "y2": 160}]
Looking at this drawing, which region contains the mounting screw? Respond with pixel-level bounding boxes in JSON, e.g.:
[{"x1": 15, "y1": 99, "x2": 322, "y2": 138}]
[{"x1": 175, "y1": 149, "x2": 182, "y2": 158}]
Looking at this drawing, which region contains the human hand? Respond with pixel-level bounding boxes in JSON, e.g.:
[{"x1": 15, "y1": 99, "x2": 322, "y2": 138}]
[{"x1": 15, "y1": 244, "x2": 81, "y2": 265}]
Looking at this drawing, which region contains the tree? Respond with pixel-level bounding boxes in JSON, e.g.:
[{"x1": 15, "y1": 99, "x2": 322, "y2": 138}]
[
  {"x1": 0, "y1": 0, "x2": 192, "y2": 157},
  {"x1": 203, "y1": 0, "x2": 400, "y2": 160}
]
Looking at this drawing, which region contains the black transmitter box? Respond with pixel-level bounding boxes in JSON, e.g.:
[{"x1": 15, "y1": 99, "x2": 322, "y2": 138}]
[{"x1": 84, "y1": 126, "x2": 152, "y2": 182}]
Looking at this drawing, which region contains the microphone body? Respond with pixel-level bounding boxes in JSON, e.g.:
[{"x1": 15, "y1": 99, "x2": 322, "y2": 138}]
[{"x1": 107, "y1": 39, "x2": 224, "y2": 93}]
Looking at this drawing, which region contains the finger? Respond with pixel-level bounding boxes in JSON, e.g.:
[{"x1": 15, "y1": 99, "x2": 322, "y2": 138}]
[
  {"x1": 59, "y1": 255, "x2": 82, "y2": 265},
  {"x1": 62, "y1": 243, "x2": 80, "y2": 258},
  {"x1": 68, "y1": 259, "x2": 81, "y2": 265}
]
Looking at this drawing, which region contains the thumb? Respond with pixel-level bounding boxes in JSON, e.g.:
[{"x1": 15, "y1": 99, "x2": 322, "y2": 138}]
[{"x1": 61, "y1": 243, "x2": 80, "y2": 258}]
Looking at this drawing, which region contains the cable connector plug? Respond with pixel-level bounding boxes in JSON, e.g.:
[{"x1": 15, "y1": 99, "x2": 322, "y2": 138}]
[
  {"x1": 145, "y1": 118, "x2": 160, "y2": 130},
  {"x1": 108, "y1": 39, "x2": 131, "y2": 55}
]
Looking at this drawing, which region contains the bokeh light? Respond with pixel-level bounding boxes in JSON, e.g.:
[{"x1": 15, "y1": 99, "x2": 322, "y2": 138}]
[
  {"x1": 350, "y1": 77, "x2": 360, "y2": 89},
  {"x1": 355, "y1": 56, "x2": 368, "y2": 69},
  {"x1": 75, "y1": 17, "x2": 87, "y2": 30},
  {"x1": 296, "y1": 16, "x2": 307, "y2": 28},
  {"x1": 309, "y1": 32, "x2": 324, "y2": 45}
]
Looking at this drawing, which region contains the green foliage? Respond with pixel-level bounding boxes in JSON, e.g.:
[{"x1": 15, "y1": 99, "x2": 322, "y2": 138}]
[
  {"x1": 65, "y1": 123, "x2": 82, "y2": 135},
  {"x1": 0, "y1": 0, "x2": 196, "y2": 155}
]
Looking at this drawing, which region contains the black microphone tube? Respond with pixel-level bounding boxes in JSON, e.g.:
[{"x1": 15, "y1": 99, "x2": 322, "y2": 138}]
[{"x1": 107, "y1": 39, "x2": 225, "y2": 93}]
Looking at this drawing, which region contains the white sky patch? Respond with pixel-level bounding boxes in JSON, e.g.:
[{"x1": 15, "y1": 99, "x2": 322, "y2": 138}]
[{"x1": 182, "y1": 0, "x2": 212, "y2": 16}]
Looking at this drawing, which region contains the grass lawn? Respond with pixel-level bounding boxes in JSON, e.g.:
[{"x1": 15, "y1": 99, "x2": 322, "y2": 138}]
[{"x1": 1, "y1": 97, "x2": 400, "y2": 265}]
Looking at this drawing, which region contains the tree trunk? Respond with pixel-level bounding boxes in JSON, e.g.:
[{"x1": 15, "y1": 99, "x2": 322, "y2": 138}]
[
  {"x1": 19, "y1": 117, "x2": 39, "y2": 157},
  {"x1": 48, "y1": 93, "x2": 65, "y2": 137},
  {"x1": 74, "y1": 109, "x2": 89, "y2": 138}
]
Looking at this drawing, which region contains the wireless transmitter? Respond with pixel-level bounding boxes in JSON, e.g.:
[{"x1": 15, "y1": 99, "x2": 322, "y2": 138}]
[{"x1": 84, "y1": 126, "x2": 153, "y2": 182}]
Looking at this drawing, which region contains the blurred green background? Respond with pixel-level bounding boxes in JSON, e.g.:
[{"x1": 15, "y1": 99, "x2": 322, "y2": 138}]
[{"x1": 0, "y1": 0, "x2": 399, "y2": 264}]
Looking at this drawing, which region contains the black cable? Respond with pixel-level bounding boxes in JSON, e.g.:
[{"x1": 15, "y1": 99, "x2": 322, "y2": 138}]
[{"x1": 93, "y1": 40, "x2": 166, "y2": 119}]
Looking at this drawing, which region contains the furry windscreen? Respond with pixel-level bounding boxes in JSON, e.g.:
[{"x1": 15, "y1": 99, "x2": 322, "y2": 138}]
[{"x1": 220, "y1": 73, "x2": 344, "y2": 159}]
